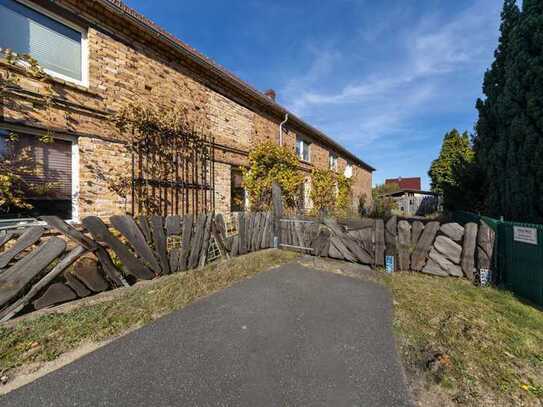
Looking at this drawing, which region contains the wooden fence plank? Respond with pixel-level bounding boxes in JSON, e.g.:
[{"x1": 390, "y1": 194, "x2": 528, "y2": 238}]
[
  {"x1": 238, "y1": 213, "x2": 247, "y2": 255},
  {"x1": 260, "y1": 213, "x2": 271, "y2": 249},
  {"x1": 41, "y1": 216, "x2": 127, "y2": 287},
  {"x1": 231, "y1": 235, "x2": 240, "y2": 257},
  {"x1": 64, "y1": 269, "x2": 91, "y2": 298},
  {"x1": 385, "y1": 216, "x2": 397, "y2": 270},
  {"x1": 41, "y1": 216, "x2": 97, "y2": 251},
  {"x1": 150, "y1": 216, "x2": 170, "y2": 275},
  {"x1": 83, "y1": 216, "x2": 154, "y2": 281},
  {"x1": 0, "y1": 226, "x2": 45, "y2": 269},
  {"x1": 188, "y1": 214, "x2": 206, "y2": 269},
  {"x1": 0, "y1": 231, "x2": 16, "y2": 251},
  {"x1": 462, "y1": 222, "x2": 478, "y2": 281},
  {"x1": 165, "y1": 216, "x2": 182, "y2": 236},
  {"x1": 375, "y1": 220, "x2": 385, "y2": 267},
  {"x1": 212, "y1": 217, "x2": 229, "y2": 259},
  {"x1": 137, "y1": 216, "x2": 152, "y2": 243},
  {"x1": 177, "y1": 214, "x2": 194, "y2": 272},
  {"x1": 111, "y1": 215, "x2": 161, "y2": 274},
  {"x1": 199, "y1": 214, "x2": 213, "y2": 268},
  {"x1": 0, "y1": 245, "x2": 85, "y2": 321},
  {"x1": 33, "y1": 283, "x2": 77, "y2": 310},
  {"x1": 323, "y1": 218, "x2": 372, "y2": 264},
  {"x1": 398, "y1": 220, "x2": 411, "y2": 271},
  {"x1": 411, "y1": 221, "x2": 440, "y2": 271},
  {"x1": 0, "y1": 237, "x2": 66, "y2": 311}
]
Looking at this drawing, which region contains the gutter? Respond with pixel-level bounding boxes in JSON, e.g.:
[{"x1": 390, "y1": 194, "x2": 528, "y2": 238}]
[{"x1": 90, "y1": 0, "x2": 376, "y2": 172}]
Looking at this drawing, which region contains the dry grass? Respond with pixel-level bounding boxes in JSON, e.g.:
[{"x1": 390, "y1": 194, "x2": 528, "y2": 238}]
[
  {"x1": 0, "y1": 249, "x2": 300, "y2": 380},
  {"x1": 385, "y1": 272, "x2": 543, "y2": 406},
  {"x1": 304, "y1": 258, "x2": 543, "y2": 406}
]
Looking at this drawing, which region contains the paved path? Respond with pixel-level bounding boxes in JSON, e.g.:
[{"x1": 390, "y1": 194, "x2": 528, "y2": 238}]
[{"x1": 1, "y1": 262, "x2": 412, "y2": 406}]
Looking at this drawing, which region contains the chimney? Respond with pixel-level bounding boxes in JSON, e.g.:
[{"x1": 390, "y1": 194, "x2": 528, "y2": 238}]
[{"x1": 264, "y1": 89, "x2": 276, "y2": 101}]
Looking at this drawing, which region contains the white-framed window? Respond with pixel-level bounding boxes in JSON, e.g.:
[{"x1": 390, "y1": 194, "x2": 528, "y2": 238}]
[
  {"x1": 329, "y1": 152, "x2": 338, "y2": 171},
  {"x1": 296, "y1": 136, "x2": 311, "y2": 162},
  {"x1": 345, "y1": 162, "x2": 353, "y2": 178},
  {"x1": 0, "y1": 0, "x2": 88, "y2": 86},
  {"x1": 0, "y1": 129, "x2": 79, "y2": 221}
]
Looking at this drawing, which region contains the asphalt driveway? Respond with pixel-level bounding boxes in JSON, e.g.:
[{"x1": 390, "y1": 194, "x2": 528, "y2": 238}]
[{"x1": 1, "y1": 262, "x2": 411, "y2": 407}]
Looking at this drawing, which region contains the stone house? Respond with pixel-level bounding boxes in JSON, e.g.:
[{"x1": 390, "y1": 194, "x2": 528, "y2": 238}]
[{"x1": 0, "y1": 0, "x2": 374, "y2": 221}]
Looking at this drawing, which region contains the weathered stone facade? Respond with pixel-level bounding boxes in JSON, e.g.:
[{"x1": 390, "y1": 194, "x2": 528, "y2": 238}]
[{"x1": 0, "y1": 0, "x2": 374, "y2": 220}]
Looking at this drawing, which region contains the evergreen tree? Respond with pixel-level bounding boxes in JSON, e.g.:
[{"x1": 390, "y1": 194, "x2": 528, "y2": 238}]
[
  {"x1": 500, "y1": 0, "x2": 543, "y2": 221},
  {"x1": 429, "y1": 130, "x2": 474, "y2": 211},
  {"x1": 474, "y1": 0, "x2": 521, "y2": 217}
]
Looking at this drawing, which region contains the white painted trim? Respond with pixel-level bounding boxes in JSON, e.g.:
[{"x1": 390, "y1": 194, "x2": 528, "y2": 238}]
[{"x1": 9, "y1": 0, "x2": 89, "y2": 88}]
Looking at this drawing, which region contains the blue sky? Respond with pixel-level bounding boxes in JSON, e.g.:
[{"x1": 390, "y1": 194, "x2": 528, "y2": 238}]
[{"x1": 125, "y1": 0, "x2": 504, "y2": 189}]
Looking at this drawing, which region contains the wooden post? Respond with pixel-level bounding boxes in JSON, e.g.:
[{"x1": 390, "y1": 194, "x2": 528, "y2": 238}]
[{"x1": 272, "y1": 182, "x2": 283, "y2": 249}]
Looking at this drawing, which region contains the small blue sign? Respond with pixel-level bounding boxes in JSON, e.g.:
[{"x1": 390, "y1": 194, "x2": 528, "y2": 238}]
[{"x1": 385, "y1": 256, "x2": 395, "y2": 273}]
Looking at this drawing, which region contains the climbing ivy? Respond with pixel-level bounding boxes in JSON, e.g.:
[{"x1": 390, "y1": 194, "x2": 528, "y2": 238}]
[
  {"x1": 309, "y1": 168, "x2": 353, "y2": 217},
  {"x1": 242, "y1": 141, "x2": 304, "y2": 211}
]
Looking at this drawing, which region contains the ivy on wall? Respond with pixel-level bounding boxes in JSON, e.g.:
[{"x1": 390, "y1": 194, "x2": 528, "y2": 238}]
[
  {"x1": 242, "y1": 141, "x2": 304, "y2": 211},
  {"x1": 309, "y1": 168, "x2": 353, "y2": 217}
]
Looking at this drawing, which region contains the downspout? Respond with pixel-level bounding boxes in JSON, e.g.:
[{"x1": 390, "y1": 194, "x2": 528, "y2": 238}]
[{"x1": 279, "y1": 113, "x2": 289, "y2": 146}]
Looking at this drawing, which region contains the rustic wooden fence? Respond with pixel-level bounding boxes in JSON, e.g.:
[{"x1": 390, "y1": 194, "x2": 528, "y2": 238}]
[{"x1": 0, "y1": 212, "x2": 273, "y2": 322}]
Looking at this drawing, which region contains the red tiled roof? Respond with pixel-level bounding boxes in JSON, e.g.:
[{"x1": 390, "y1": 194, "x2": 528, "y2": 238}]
[
  {"x1": 385, "y1": 177, "x2": 422, "y2": 191},
  {"x1": 92, "y1": 0, "x2": 375, "y2": 172}
]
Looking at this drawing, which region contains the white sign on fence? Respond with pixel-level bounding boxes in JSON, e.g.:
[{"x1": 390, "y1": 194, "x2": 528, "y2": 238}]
[{"x1": 513, "y1": 226, "x2": 538, "y2": 245}]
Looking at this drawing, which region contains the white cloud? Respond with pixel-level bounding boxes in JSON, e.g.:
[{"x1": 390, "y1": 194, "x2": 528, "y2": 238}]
[{"x1": 280, "y1": 0, "x2": 501, "y2": 152}]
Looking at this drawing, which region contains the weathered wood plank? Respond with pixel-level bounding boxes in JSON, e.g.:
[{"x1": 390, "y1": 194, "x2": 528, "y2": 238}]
[
  {"x1": 137, "y1": 216, "x2": 152, "y2": 243},
  {"x1": 165, "y1": 216, "x2": 182, "y2": 236},
  {"x1": 477, "y1": 221, "x2": 495, "y2": 272},
  {"x1": 323, "y1": 218, "x2": 372, "y2": 264},
  {"x1": 411, "y1": 221, "x2": 440, "y2": 271},
  {"x1": 199, "y1": 214, "x2": 213, "y2": 268},
  {"x1": 272, "y1": 182, "x2": 283, "y2": 248},
  {"x1": 188, "y1": 214, "x2": 206, "y2": 269},
  {"x1": 110, "y1": 215, "x2": 161, "y2": 274},
  {"x1": 375, "y1": 219, "x2": 385, "y2": 267},
  {"x1": 0, "y1": 231, "x2": 16, "y2": 251},
  {"x1": 385, "y1": 216, "x2": 397, "y2": 271},
  {"x1": 41, "y1": 216, "x2": 97, "y2": 251},
  {"x1": 33, "y1": 283, "x2": 77, "y2": 310},
  {"x1": 0, "y1": 245, "x2": 85, "y2": 321},
  {"x1": 411, "y1": 221, "x2": 424, "y2": 247},
  {"x1": 230, "y1": 235, "x2": 240, "y2": 257},
  {"x1": 462, "y1": 222, "x2": 478, "y2": 281},
  {"x1": 0, "y1": 226, "x2": 45, "y2": 269},
  {"x1": 329, "y1": 237, "x2": 356, "y2": 262},
  {"x1": 150, "y1": 216, "x2": 170, "y2": 275},
  {"x1": 397, "y1": 220, "x2": 411, "y2": 271},
  {"x1": 82, "y1": 216, "x2": 154, "y2": 281},
  {"x1": 73, "y1": 257, "x2": 110, "y2": 292},
  {"x1": 177, "y1": 214, "x2": 194, "y2": 272},
  {"x1": 238, "y1": 213, "x2": 247, "y2": 255},
  {"x1": 64, "y1": 269, "x2": 91, "y2": 298},
  {"x1": 254, "y1": 213, "x2": 265, "y2": 251},
  {"x1": 41, "y1": 216, "x2": 126, "y2": 287},
  {"x1": 261, "y1": 212, "x2": 271, "y2": 249},
  {"x1": 212, "y1": 217, "x2": 229, "y2": 259},
  {"x1": 294, "y1": 219, "x2": 305, "y2": 249},
  {"x1": 0, "y1": 237, "x2": 66, "y2": 310}
]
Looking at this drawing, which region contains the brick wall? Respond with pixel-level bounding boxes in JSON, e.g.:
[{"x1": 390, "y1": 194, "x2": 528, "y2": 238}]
[{"x1": 0, "y1": 0, "x2": 373, "y2": 219}]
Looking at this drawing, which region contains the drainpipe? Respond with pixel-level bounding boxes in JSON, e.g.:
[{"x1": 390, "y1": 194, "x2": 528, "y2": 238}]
[{"x1": 279, "y1": 113, "x2": 289, "y2": 146}]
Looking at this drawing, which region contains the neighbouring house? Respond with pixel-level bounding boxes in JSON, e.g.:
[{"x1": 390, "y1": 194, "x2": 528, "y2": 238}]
[
  {"x1": 384, "y1": 178, "x2": 439, "y2": 216},
  {"x1": 0, "y1": 0, "x2": 374, "y2": 221}
]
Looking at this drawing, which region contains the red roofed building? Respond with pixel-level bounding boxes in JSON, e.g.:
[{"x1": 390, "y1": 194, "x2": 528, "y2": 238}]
[{"x1": 385, "y1": 177, "x2": 422, "y2": 191}]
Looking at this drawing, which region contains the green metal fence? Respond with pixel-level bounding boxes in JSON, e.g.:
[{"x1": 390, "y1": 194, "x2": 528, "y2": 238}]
[{"x1": 454, "y1": 211, "x2": 543, "y2": 307}]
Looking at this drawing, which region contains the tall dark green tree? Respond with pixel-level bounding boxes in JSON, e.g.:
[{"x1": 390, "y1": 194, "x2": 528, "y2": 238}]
[
  {"x1": 474, "y1": 0, "x2": 543, "y2": 222},
  {"x1": 429, "y1": 129, "x2": 475, "y2": 211},
  {"x1": 474, "y1": 0, "x2": 521, "y2": 217}
]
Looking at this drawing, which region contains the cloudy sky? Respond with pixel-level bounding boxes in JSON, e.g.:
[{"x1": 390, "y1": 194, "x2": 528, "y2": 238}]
[{"x1": 125, "y1": 0, "x2": 504, "y2": 189}]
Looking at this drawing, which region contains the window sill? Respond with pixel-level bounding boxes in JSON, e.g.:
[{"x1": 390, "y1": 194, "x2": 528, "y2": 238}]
[{"x1": 0, "y1": 59, "x2": 100, "y2": 98}]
